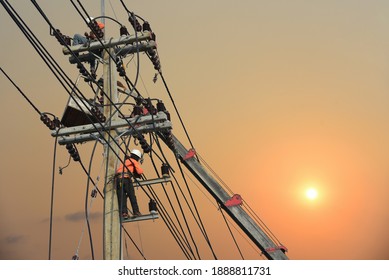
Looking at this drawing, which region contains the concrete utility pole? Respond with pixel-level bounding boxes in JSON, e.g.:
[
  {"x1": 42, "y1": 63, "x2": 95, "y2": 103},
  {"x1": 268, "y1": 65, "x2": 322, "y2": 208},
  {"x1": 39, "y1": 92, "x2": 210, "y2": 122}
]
[
  {"x1": 57, "y1": 5, "x2": 161, "y2": 259},
  {"x1": 101, "y1": 0, "x2": 120, "y2": 260},
  {"x1": 56, "y1": 5, "x2": 288, "y2": 259},
  {"x1": 102, "y1": 48, "x2": 120, "y2": 260},
  {"x1": 101, "y1": 0, "x2": 105, "y2": 25}
]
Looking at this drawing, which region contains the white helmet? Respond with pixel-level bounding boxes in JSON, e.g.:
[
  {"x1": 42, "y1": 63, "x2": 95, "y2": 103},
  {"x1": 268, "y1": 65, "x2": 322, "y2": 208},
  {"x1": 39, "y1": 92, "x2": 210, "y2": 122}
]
[
  {"x1": 86, "y1": 17, "x2": 94, "y2": 23},
  {"x1": 130, "y1": 149, "x2": 142, "y2": 159}
]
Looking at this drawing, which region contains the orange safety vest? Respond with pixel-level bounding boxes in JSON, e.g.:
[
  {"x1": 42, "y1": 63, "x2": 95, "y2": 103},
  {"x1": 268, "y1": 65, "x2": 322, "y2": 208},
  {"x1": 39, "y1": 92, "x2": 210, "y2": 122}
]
[
  {"x1": 97, "y1": 22, "x2": 105, "y2": 29},
  {"x1": 116, "y1": 158, "x2": 143, "y2": 178}
]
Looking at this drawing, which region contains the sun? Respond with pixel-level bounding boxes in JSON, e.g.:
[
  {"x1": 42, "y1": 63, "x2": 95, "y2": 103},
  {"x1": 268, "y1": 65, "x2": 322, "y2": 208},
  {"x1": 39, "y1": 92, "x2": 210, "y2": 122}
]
[{"x1": 305, "y1": 188, "x2": 318, "y2": 200}]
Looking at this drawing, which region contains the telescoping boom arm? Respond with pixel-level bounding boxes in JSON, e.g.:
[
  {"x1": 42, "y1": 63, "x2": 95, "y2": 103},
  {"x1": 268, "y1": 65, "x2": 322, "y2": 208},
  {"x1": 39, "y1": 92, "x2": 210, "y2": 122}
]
[{"x1": 159, "y1": 133, "x2": 288, "y2": 260}]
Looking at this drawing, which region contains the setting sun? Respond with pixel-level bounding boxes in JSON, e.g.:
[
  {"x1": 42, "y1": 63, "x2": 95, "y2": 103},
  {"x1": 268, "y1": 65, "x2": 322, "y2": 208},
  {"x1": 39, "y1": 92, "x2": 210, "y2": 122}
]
[{"x1": 306, "y1": 188, "x2": 318, "y2": 200}]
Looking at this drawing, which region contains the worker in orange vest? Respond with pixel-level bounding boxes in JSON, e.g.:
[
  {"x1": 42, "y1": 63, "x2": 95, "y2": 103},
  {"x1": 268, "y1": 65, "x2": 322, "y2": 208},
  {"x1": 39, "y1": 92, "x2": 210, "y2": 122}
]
[
  {"x1": 72, "y1": 17, "x2": 105, "y2": 45},
  {"x1": 115, "y1": 149, "x2": 143, "y2": 219},
  {"x1": 72, "y1": 17, "x2": 105, "y2": 78}
]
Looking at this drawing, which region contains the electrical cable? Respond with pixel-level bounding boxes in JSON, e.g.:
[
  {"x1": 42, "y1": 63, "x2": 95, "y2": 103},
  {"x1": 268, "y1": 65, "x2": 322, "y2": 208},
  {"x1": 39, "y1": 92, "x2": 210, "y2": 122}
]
[
  {"x1": 146, "y1": 159, "x2": 195, "y2": 257},
  {"x1": 108, "y1": 0, "x2": 118, "y2": 20},
  {"x1": 161, "y1": 177, "x2": 200, "y2": 259},
  {"x1": 127, "y1": 143, "x2": 194, "y2": 259},
  {"x1": 0, "y1": 67, "x2": 41, "y2": 115},
  {"x1": 152, "y1": 137, "x2": 216, "y2": 255},
  {"x1": 174, "y1": 157, "x2": 218, "y2": 259},
  {"x1": 4, "y1": 0, "x2": 285, "y2": 260},
  {"x1": 156, "y1": 131, "x2": 278, "y2": 259},
  {"x1": 3, "y1": 2, "x2": 163, "y2": 262},
  {"x1": 148, "y1": 68, "x2": 220, "y2": 258},
  {"x1": 197, "y1": 152, "x2": 234, "y2": 195},
  {"x1": 177, "y1": 166, "x2": 270, "y2": 258},
  {"x1": 48, "y1": 133, "x2": 59, "y2": 260},
  {"x1": 40, "y1": 5, "x2": 179, "y2": 256},
  {"x1": 146, "y1": 135, "x2": 217, "y2": 259},
  {"x1": 122, "y1": 227, "x2": 147, "y2": 260},
  {"x1": 243, "y1": 203, "x2": 282, "y2": 246},
  {"x1": 218, "y1": 204, "x2": 245, "y2": 260},
  {"x1": 71, "y1": 0, "x2": 143, "y2": 116},
  {"x1": 69, "y1": 144, "x2": 149, "y2": 260},
  {"x1": 146, "y1": 141, "x2": 219, "y2": 259},
  {"x1": 150, "y1": 144, "x2": 264, "y2": 259},
  {"x1": 197, "y1": 150, "x2": 283, "y2": 246},
  {"x1": 124, "y1": 237, "x2": 129, "y2": 259},
  {"x1": 25, "y1": 0, "x2": 158, "y2": 196},
  {"x1": 0, "y1": 67, "x2": 58, "y2": 260},
  {"x1": 159, "y1": 72, "x2": 197, "y2": 159},
  {"x1": 67, "y1": 0, "x2": 145, "y2": 109},
  {"x1": 83, "y1": 140, "x2": 100, "y2": 259},
  {"x1": 4, "y1": 0, "x2": 112, "y2": 138},
  {"x1": 136, "y1": 220, "x2": 144, "y2": 255},
  {"x1": 144, "y1": 184, "x2": 193, "y2": 259},
  {"x1": 138, "y1": 150, "x2": 194, "y2": 259},
  {"x1": 29, "y1": 0, "x2": 144, "y2": 142}
]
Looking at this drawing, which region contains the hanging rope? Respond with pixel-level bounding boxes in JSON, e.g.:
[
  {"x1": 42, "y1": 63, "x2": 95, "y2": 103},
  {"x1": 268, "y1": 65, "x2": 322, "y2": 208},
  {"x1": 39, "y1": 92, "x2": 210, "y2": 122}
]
[{"x1": 218, "y1": 204, "x2": 244, "y2": 260}]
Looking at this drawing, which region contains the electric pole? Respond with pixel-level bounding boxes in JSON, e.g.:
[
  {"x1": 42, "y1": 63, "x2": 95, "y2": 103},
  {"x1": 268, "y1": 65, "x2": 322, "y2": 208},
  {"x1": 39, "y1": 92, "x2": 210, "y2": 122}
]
[{"x1": 102, "y1": 48, "x2": 120, "y2": 260}]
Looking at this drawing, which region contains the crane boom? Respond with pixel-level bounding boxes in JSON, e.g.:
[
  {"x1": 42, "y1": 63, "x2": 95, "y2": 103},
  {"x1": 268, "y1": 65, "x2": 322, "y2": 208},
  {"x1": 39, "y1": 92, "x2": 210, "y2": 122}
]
[{"x1": 159, "y1": 133, "x2": 288, "y2": 260}]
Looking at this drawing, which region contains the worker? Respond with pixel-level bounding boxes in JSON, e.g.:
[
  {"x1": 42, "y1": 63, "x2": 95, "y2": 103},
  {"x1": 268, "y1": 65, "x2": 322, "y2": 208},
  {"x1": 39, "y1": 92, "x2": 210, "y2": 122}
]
[
  {"x1": 72, "y1": 17, "x2": 105, "y2": 46},
  {"x1": 115, "y1": 149, "x2": 143, "y2": 219},
  {"x1": 72, "y1": 17, "x2": 105, "y2": 77}
]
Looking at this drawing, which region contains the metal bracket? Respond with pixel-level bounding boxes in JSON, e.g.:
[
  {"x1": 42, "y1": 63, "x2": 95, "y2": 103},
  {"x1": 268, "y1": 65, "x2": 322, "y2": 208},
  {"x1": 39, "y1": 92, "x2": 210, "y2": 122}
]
[
  {"x1": 62, "y1": 32, "x2": 152, "y2": 55},
  {"x1": 122, "y1": 213, "x2": 159, "y2": 223},
  {"x1": 69, "y1": 41, "x2": 157, "y2": 64},
  {"x1": 224, "y1": 194, "x2": 243, "y2": 207},
  {"x1": 183, "y1": 148, "x2": 196, "y2": 160},
  {"x1": 133, "y1": 176, "x2": 171, "y2": 187},
  {"x1": 53, "y1": 112, "x2": 172, "y2": 145},
  {"x1": 265, "y1": 245, "x2": 288, "y2": 254}
]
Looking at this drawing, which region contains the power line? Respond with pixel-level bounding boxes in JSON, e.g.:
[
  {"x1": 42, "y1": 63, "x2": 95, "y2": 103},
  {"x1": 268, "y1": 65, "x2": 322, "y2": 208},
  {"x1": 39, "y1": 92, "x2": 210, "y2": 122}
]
[
  {"x1": 0, "y1": 67, "x2": 41, "y2": 115},
  {"x1": 2, "y1": 1, "x2": 287, "y2": 260}
]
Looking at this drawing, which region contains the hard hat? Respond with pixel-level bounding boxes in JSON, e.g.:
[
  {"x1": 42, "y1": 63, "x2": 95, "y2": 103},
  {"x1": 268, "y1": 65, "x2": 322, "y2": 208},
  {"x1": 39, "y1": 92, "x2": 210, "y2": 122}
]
[
  {"x1": 130, "y1": 149, "x2": 142, "y2": 159},
  {"x1": 86, "y1": 17, "x2": 94, "y2": 23}
]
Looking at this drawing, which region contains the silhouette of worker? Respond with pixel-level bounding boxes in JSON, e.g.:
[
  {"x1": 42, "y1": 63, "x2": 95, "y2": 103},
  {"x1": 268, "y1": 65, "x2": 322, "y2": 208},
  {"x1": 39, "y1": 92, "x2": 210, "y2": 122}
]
[
  {"x1": 115, "y1": 149, "x2": 143, "y2": 219},
  {"x1": 72, "y1": 17, "x2": 105, "y2": 45},
  {"x1": 72, "y1": 17, "x2": 105, "y2": 77}
]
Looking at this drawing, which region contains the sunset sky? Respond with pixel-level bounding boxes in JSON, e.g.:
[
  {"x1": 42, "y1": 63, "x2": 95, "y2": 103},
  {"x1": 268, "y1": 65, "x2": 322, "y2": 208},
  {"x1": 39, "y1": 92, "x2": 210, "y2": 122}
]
[{"x1": 1, "y1": 0, "x2": 389, "y2": 260}]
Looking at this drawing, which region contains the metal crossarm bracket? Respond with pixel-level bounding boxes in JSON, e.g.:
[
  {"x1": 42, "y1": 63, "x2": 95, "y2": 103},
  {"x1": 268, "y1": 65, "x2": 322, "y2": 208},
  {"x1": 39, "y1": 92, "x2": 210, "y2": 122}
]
[
  {"x1": 56, "y1": 121, "x2": 172, "y2": 145},
  {"x1": 225, "y1": 194, "x2": 243, "y2": 207},
  {"x1": 133, "y1": 176, "x2": 172, "y2": 187},
  {"x1": 122, "y1": 213, "x2": 159, "y2": 223},
  {"x1": 69, "y1": 41, "x2": 157, "y2": 64},
  {"x1": 52, "y1": 111, "x2": 169, "y2": 137},
  {"x1": 53, "y1": 112, "x2": 172, "y2": 145},
  {"x1": 62, "y1": 31, "x2": 152, "y2": 55}
]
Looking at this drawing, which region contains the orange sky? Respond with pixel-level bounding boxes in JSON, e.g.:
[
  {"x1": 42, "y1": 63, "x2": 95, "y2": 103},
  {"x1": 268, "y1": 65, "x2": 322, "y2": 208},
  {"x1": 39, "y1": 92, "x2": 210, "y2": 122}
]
[{"x1": 1, "y1": 0, "x2": 389, "y2": 260}]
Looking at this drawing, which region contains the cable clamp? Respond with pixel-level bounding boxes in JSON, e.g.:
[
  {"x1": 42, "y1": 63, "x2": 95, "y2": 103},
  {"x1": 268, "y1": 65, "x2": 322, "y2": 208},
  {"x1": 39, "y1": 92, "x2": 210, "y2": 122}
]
[
  {"x1": 265, "y1": 245, "x2": 288, "y2": 254},
  {"x1": 224, "y1": 194, "x2": 243, "y2": 207},
  {"x1": 183, "y1": 148, "x2": 196, "y2": 160}
]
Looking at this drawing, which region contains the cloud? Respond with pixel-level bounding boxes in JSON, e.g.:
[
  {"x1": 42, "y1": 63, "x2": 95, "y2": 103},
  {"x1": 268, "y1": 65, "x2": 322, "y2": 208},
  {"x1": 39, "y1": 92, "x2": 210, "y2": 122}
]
[
  {"x1": 4, "y1": 234, "x2": 24, "y2": 244},
  {"x1": 65, "y1": 211, "x2": 102, "y2": 222}
]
